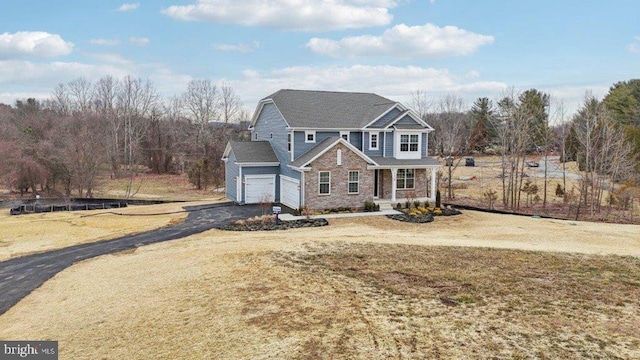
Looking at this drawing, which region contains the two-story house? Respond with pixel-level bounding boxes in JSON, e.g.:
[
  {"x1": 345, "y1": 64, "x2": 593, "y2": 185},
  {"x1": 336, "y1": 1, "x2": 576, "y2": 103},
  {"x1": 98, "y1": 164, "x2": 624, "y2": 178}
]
[{"x1": 222, "y1": 89, "x2": 440, "y2": 210}]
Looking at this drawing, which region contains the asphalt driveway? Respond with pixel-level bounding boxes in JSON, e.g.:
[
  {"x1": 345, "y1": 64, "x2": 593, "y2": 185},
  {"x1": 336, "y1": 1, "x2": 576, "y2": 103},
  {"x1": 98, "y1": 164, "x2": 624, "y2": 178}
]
[{"x1": 0, "y1": 203, "x2": 264, "y2": 316}]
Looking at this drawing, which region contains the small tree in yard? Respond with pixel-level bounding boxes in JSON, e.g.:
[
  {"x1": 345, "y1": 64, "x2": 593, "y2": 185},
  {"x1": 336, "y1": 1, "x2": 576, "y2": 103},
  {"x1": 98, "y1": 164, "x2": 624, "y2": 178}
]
[
  {"x1": 484, "y1": 188, "x2": 498, "y2": 209},
  {"x1": 187, "y1": 157, "x2": 213, "y2": 190},
  {"x1": 435, "y1": 189, "x2": 441, "y2": 208},
  {"x1": 520, "y1": 180, "x2": 539, "y2": 208}
]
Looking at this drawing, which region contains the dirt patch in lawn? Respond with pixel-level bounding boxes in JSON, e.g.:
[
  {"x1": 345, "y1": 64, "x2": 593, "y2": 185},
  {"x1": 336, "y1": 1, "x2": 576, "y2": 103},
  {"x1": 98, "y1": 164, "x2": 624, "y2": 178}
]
[{"x1": 1, "y1": 211, "x2": 639, "y2": 359}]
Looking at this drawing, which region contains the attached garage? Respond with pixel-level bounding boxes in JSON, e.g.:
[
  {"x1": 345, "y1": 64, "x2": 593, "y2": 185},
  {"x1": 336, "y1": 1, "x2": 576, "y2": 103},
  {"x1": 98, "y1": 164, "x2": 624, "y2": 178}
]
[
  {"x1": 280, "y1": 176, "x2": 300, "y2": 209},
  {"x1": 244, "y1": 174, "x2": 276, "y2": 204}
]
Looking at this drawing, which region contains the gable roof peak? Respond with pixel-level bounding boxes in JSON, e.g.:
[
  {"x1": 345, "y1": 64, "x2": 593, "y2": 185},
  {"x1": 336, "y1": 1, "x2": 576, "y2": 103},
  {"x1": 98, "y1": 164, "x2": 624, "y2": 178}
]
[{"x1": 261, "y1": 89, "x2": 397, "y2": 129}]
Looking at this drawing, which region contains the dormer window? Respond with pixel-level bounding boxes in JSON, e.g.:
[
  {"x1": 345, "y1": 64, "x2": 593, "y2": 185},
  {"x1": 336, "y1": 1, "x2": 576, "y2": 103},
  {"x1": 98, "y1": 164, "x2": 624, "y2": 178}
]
[
  {"x1": 340, "y1": 131, "x2": 349, "y2": 142},
  {"x1": 400, "y1": 134, "x2": 419, "y2": 152},
  {"x1": 395, "y1": 132, "x2": 421, "y2": 159},
  {"x1": 305, "y1": 131, "x2": 316, "y2": 143}
]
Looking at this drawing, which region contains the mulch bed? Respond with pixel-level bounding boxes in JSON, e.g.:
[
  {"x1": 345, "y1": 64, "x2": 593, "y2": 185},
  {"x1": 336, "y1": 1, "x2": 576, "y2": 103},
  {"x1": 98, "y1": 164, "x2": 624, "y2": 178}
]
[
  {"x1": 218, "y1": 218, "x2": 329, "y2": 231},
  {"x1": 387, "y1": 208, "x2": 462, "y2": 223}
]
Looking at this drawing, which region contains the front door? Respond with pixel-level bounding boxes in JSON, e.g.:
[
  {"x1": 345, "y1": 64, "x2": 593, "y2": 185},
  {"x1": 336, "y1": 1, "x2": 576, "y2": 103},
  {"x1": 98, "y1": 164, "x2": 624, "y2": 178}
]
[{"x1": 374, "y1": 170, "x2": 379, "y2": 198}]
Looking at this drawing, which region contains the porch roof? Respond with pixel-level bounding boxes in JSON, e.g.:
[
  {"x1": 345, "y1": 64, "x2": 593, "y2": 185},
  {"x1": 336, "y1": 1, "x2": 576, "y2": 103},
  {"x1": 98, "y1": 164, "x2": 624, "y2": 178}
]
[
  {"x1": 226, "y1": 141, "x2": 279, "y2": 164},
  {"x1": 369, "y1": 156, "x2": 440, "y2": 168}
]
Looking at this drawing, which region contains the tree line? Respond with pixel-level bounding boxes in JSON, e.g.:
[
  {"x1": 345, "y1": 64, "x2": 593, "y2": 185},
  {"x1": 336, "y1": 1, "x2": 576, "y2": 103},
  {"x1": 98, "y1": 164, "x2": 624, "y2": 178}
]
[
  {"x1": 412, "y1": 79, "x2": 640, "y2": 219},
  {"x1": 0, "y1": 76, "x2": 249, "y2": 198}
]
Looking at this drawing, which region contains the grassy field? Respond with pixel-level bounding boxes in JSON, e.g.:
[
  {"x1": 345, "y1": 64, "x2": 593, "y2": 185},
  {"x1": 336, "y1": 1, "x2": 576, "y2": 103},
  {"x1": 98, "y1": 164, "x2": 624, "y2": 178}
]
[
  {"x1": 0, "y1": 172, "x2": 227, "y2": 260},
  {"x1": 1, "y1": 211, "x2": 639, "y2": 359},
  {"x1": 0, "y1": 200, "x2": 226, "y2": 261},
  {"x1": 92, "y1": 173, "x2": 222, "y2": 201}
]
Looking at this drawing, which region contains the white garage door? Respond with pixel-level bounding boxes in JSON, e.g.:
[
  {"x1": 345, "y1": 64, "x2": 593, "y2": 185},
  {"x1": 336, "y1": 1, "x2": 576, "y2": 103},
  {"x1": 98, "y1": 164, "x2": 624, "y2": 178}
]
[
  {"x1": 245, "y1": 175, "x2": 276, "y2": 204},
  {"x1": 280, "y1": 176, "x2": 300, "y2": 209}
]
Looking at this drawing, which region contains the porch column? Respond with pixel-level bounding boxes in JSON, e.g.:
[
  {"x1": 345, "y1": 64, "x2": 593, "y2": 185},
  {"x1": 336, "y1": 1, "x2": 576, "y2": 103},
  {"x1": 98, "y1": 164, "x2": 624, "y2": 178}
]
[
  {"x1": 430, "y1": 167, "x2": 436, "y2": 203},
  {"x1": 391, "y1": 168, "x2": 397, "y2": 202},
  {"x1": 238, "y1": 166, "x2": 243, "y2": 204}
]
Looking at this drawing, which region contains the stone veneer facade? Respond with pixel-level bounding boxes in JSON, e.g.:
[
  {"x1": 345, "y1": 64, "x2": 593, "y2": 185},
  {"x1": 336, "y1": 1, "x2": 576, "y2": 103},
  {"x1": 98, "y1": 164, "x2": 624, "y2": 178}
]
[
  {"x1": 380, "y1": 168, "x2": 428, "y2": 200},
  {"x1": 304, "y1": 143, "x2": 374, "y2": 210}
]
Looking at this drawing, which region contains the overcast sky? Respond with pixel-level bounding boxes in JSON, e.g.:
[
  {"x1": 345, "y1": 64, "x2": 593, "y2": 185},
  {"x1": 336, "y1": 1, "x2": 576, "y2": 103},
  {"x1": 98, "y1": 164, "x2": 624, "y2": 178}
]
[{"x1": 1, "y1": 0, "x2": 638, "y2": 118}]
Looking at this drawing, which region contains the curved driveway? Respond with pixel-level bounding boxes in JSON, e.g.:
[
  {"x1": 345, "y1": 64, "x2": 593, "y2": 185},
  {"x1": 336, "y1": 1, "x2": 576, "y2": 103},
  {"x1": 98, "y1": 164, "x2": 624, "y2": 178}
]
[{"x1": 0, "y1": 203, "x2": 263, "y2": 316}]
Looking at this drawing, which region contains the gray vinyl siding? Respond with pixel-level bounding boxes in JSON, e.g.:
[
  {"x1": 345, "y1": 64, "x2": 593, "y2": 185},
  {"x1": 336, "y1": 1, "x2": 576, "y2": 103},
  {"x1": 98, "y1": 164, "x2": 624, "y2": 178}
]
[
  {"x1": 253, "y1": 103, "x2": 299, "y2": 180},
  {"x1": 295, "y1": 131, "x2": 363, "y2": 158},
  {"x1": 384, "y1": 132, "x2": 394, "y2": 158},
  {"x1": 225, "y1": 151, "x2": 239, "y2": 202},
  {"x1": 369, "y1": 108, "x2": 401, "y2": 128},
  {"x1": 363, "y1": 131, "x2": 383, "y2": 157},
  {"x1": 243, "y1": 166, "x2": 281, "y2": 202},
  {"x1": 350, "y1": 131, "x2": 362, "y2": 150},
  {"x1": 294, "y1": 131, "x2": 338, "y2": 158},
  {"x1": 396, "y1": 114, "x2": 421, "y2": 125},
  {"x1": 422, "y1": 133, "x2": 428, "y2": 156}
]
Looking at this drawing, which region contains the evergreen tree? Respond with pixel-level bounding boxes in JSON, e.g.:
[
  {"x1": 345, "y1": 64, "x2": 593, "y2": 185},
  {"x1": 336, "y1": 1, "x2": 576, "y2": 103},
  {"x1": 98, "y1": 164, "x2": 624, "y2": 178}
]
[{"x1": 469, "y1": 97, "x2": 496, "y2": 152}]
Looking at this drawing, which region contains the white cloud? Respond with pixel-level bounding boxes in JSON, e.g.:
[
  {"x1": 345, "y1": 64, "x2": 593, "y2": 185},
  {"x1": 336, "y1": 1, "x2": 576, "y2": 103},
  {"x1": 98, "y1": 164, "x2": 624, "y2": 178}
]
[
  {"x1": 84, "y1": 52, "x2": 132, "y2": 66},
  {"x1": 628, "y1": 43, "x2": 639, "y2": 54},
  {"x1": 161, "y1": 0, "x2": 394, "y2": 31},
  {"x1": 213, "y1": 41, "x2": 259, "y2": 53},
  {"x1": 89, "y1": 38, "x2": 120, "y2": 46},
  {"x1": 232, "y1": 64, "x2": 507, "y2": 109},
  {"x1": 0, "y1": 31, "x2": 74, "y2": 59},
  {"x1": 129, "y1": 37, "x2": 150, "y2": 46},
  {"x1": 0, "y1": 58, "x2": 191, "y2": 105},
  {"x1": 307, "y1": 23, "x2": 494, "y2": 58},
  {"x1": 115, "y1": 3, "x2": 140, "y2": 12}
]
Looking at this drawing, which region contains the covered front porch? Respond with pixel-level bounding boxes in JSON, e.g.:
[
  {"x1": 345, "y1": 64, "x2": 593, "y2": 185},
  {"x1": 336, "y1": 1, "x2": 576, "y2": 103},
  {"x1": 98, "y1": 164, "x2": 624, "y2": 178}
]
[{"x1": 369, "y1": 166, "x2": 438, "y2": 205}]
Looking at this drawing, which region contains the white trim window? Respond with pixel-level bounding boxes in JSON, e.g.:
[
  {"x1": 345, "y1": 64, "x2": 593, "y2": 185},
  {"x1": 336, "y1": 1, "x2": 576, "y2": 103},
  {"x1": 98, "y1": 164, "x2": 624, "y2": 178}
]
[
  {"x1": 305, "y1": 130, "x2": 316, "y2": 143},
  {"x1": 340, "y1": 131, "x2": 350, "y2": 142},
  {"x1": 400, "y1": 134, "x2": 419, "y2": 152},
  {"x1": 369, "y1": 132, "x2": 379, "y2": 150},
  {"x1": 287, "y1": 133, "x2": 292, "y2": 152},
  {"x1": 396, "y1": 169, "x2": 415, "y2": 189},
  {"x1": 319, "y1": 171, "x2": 331, "y2": 195},
  {"x1": 396, "y1": 132, "x2": 421, "y2": 159},
  {"x1": 348, "y1": 171, "x2": 359, "y2": 194},
  {"x1": 253, "y1": 132, "x2": 258, "y2": 140}
]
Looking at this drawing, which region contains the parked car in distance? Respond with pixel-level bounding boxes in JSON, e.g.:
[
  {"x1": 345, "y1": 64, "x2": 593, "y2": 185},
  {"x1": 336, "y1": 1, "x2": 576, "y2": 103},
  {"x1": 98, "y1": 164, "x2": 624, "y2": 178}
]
[
  {"x1": 526, "y1": 161, "x2": 539, "y2": 168},
  {"x1": 465, "y1": 157, "x2": 475, "y2": 167}
]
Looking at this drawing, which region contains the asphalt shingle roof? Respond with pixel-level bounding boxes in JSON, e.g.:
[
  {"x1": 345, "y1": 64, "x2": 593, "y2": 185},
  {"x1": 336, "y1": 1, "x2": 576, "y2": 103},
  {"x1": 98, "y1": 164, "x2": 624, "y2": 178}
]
[
  {"x1": 369, "y1": 157, "x2": 440, "y2": 167},
  {"x1": 265, "y1": 89, "x2": 397, "y2": 129},
  {"x1": 229, "y1": 141, "x2": 279, "y2": 163}
]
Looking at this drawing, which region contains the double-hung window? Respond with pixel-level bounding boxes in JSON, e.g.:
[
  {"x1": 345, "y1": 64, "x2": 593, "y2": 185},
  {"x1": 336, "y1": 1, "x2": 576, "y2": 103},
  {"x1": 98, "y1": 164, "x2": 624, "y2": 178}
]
[
  {"x1": 396, "y1": 169, "x2": 415, "y2": 189},
  {"x1": 400, "y1": 134, "x2": 419, "y2": 152},
  {"x1": 319, "y1": 171, "x2": 331, "y2": 195},
  {"x1": 369, "y1": 132, "x2": 378, "y2": 150},
  {"x1": 348, "y1": 171, "x2": 359, "y2": 194}
]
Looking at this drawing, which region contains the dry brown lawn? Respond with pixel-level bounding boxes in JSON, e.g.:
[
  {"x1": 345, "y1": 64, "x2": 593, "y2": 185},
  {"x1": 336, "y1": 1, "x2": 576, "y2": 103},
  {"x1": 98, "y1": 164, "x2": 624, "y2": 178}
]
[
  {"x1": 447, "y1": 156, "x2": 581, "y2": 206},
  {"x1": 92, "y1": 173, "x2": 223, "y2": 201},
  {"x1": 0, "y1": 200, "x2": 224, "y2": 261},
  {"x1": 1, "y1": 211, "x2": 639, "y2": 359}
]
